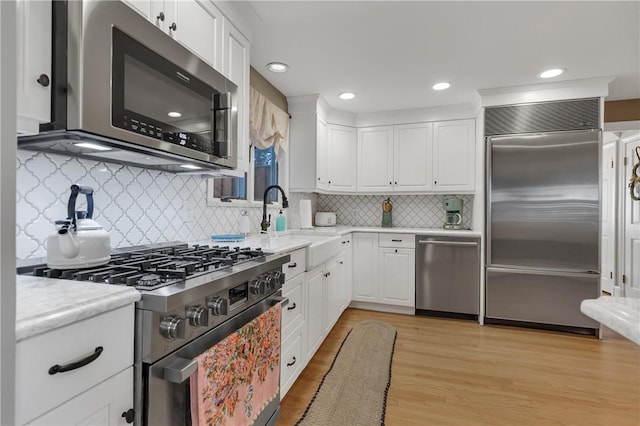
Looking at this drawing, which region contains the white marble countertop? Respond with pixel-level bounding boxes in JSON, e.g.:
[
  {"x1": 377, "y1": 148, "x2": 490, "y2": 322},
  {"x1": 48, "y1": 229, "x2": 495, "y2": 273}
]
[
  {"x1": 193, "y1": 226, "x2": 481, "y2": 254},
  {"x1": 580, "y1": 296, "x2": 640, "y2": 345},
  {"x1": 16, "y1": 275, "x2": 140, "y2": 342}
]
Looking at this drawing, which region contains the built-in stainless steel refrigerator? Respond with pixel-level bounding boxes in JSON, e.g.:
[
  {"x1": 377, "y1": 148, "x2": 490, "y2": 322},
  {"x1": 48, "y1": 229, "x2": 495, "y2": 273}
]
[{"x1": 485, "y1": 100, "x2": 601, "y2": 333}]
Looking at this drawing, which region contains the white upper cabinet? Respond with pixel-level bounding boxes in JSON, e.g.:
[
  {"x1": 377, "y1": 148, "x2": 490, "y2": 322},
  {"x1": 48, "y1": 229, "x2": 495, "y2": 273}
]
[
  {"x1": 327, "y1": 124, "x2": 357, "y2": 192},
  {"x1": 394, "y1": 122, "x2": 433, "y2": 191},
  {"x1": 433, "y1": 119, "x2": 476, "y2": 192},
  {"x1": 123, "y1": 0, "x2": 224, "y2": 72},
  {"x1": 223, "y1": 20, "x2": 250, "y2": 172},
  {"x1": 357, "y1": 126, "x2": 394, "y2": 192},
  {"x1": 17, "y1": 0, "x2": 52, "y2": 135},
  {"x1": 316, "y1": 116, "x2": 329, "y2": 190}
]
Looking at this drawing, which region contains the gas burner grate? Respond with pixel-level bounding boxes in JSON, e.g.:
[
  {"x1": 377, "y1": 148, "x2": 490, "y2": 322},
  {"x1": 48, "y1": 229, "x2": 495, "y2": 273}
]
[{"x1": 22, "y1": 243, "x2": 266, "y2": 290}]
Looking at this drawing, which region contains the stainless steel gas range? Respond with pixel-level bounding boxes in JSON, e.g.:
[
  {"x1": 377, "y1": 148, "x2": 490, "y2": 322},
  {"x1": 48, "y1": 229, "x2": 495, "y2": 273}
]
[{"x1": 18, "y1": 242, "x2": 290, "y2": 426}]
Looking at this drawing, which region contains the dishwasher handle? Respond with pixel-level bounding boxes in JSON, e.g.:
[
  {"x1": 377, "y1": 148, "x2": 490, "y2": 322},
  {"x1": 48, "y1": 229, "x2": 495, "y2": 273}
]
[{"x1": 418, "y1": 240, "x2": 478, "y2": 247}]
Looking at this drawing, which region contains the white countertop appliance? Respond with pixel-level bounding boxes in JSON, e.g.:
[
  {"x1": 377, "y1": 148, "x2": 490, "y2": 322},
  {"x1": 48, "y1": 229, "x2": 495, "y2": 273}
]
[{"x1": 315, "y1": 212, "x2": 336, "y2": 227}]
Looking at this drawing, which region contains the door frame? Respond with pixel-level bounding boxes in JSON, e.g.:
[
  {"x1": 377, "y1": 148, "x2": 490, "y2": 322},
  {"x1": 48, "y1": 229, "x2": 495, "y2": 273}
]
[{"x1": 604, "y1": 120, "x2": 640, "y2": 297}]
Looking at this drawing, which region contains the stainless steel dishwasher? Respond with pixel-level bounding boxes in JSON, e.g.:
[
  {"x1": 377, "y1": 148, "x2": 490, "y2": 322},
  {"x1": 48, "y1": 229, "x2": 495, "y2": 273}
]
[{"x1": 416, "y1": 235, "x2": 480, "y2": 319}]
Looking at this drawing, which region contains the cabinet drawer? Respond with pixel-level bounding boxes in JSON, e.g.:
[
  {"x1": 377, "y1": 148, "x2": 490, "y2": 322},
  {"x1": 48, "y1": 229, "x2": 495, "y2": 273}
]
[
  {"x1": 282, "y1": 274, "x2": 305, "y2": 338},
  {"x1": 26, "y1": 367, "x2": 133, "y2": 426},
  {"x1": 16, "y1": 305, "x2": 134, "y2": 425},
  {"x1": 379, "y1": 233, "x2": 415, "y2": 248},
  {"x1": 280, "y1": 324, "x2": 304, "y2": 398},
  {"x1": 284, "y1": 248, "x2": 306, "y2": 279}
]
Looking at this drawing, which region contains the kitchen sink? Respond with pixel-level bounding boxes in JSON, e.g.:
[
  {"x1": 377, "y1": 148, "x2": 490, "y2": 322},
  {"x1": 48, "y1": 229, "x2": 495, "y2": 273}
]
[{"x1": 302, "y1": 235, "x2": 342, "y2": 270}]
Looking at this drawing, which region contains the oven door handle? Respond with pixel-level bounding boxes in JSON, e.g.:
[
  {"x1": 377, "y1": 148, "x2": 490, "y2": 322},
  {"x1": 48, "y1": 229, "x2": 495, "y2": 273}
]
[
  {"x1": 163, "y1": 357, "x2": 198, "y2": 384},
  {"x1": 270, "y1": 296, "x2": 289, "y2": 308}
]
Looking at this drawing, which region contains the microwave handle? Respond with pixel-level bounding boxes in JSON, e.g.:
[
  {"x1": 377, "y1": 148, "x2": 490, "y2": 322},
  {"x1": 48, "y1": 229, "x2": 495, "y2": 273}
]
[{"x1": 212, "y1": 92, "x2": 231, "y2": 158}]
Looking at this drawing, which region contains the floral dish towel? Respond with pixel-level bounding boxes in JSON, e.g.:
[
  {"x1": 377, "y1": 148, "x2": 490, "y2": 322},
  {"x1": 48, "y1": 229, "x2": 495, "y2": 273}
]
[{"x1": 190, "y1": 304, "x2": 281, "y2": 426}]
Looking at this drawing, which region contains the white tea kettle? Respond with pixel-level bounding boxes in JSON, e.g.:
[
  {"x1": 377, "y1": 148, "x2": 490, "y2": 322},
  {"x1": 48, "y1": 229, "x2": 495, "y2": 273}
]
[{"x1": 47, "y1": 184, "x2": 111, "y2": 269}]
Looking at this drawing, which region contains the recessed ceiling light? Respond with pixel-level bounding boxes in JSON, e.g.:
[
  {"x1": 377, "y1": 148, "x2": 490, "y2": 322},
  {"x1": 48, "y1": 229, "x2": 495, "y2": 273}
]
[
  {"x1": 539, "y1": 68, "x2": 564, "y2": 79},
  {"x1": 74, "y1": 142, "x2": 112, "y2": 151},
  {"x1": 168, "y1": 111, "x2": 182, "y2": 118},
  {"x1": 266, "y1": 62, "x2": 289, "y2": 73},
  {"x1": 180, "y1": 164, "x2": 201, "y2": 170},
  {"x1": 339, "y1": 92, "x2": 356, "y2": 100},
  {"x1": 432, "y1": 82, "x2": 451, "y2": 91}
]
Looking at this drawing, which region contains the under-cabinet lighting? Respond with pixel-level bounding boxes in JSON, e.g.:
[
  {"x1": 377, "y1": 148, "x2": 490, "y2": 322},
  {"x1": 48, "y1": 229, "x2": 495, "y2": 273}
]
[
  {"x1": 539, "y1": 68, "x2": 564, "y2": 79},
  {"x1": 74, "y1": 142, "x2": 112, "y2": 151},
  {"x1": 168, "y1": 111, "x2": 182, "y2": 118},
  {"x1": 180, "y1": 164, "x2": 202, "y2": 170}
]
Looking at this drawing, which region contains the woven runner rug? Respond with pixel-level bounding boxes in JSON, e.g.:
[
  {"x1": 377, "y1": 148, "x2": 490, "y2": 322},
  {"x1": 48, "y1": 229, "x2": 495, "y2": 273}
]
[{"x1": 296, "y1": 320, "x2": 398, "y2": 426}]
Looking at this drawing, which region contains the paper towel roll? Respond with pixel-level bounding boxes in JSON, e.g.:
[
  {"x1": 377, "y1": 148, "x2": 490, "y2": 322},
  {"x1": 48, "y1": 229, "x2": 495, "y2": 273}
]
[{"x1": 300, "y1": 199, "x2": 313, "y2": 229}]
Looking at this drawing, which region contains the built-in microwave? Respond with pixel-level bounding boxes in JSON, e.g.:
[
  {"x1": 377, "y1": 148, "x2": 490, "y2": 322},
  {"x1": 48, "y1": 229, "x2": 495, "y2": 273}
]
[{"x1": 18, "y1": 0, "x2": 237, "y2": 172}]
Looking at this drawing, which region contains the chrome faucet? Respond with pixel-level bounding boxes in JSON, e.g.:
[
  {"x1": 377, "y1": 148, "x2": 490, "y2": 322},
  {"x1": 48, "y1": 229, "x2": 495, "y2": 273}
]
[{"x1": 261, "y1": 185, "x2": 289, "y2": 232}]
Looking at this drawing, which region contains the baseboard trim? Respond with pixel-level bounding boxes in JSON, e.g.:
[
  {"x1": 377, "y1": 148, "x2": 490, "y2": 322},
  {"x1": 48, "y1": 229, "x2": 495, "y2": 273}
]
[{"x1": 348, "y1": 301, "x2": 414, "y2": 315}]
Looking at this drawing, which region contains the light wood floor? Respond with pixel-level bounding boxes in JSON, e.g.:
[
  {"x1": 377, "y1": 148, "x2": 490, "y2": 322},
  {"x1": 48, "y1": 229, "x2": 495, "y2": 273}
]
[{"x1": 278, "y1": 308, "x2": 640, "y2": 426}]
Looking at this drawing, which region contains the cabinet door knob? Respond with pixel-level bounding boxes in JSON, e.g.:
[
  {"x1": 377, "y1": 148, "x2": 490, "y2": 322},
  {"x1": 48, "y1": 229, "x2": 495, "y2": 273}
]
[
  {"x1": 317, "y1": 177, "x2": 321, "y2": 181},
  {"x1": 122, "y1": 409, "x2": 135, "y2": 424},
  {"x1": 395, "y1": 181, "x2": 397, "y2": 185},
  {"x1": 36, "y1": 74, "x2": 50, "y2": 87},
  {"x1": 169, "y1": 22, "x2": 177, "y2": 31},
  {"x1": 389, "y1": 181, "x2": 392, "y2": 185},
  {"x1": 339, "y1": 261, "x2": 344, "y2": 264},
  {"x1": 286, "y1": 356, "x2": 297, "y2": 367},
  {"x1": 157, "y1": 11, "x2": 165, "y2": 21}
]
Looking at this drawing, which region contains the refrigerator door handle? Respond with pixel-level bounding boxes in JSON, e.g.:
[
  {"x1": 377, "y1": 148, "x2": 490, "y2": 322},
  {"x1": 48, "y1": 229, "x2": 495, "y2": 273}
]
[{"x1": 486, "y1": 267, "x2": 600, "y2": 278}]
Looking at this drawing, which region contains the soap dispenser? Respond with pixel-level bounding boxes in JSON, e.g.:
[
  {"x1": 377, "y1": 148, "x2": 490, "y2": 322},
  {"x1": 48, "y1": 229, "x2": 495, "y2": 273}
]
[{"x1": 275, "y1": 210, "x2": 286, "y2": 232}]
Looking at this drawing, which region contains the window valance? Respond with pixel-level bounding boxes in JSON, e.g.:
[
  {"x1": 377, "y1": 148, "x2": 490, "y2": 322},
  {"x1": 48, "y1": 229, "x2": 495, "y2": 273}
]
[{"x1": 249, "y1": 87, "x2": 289, "y2": 154}]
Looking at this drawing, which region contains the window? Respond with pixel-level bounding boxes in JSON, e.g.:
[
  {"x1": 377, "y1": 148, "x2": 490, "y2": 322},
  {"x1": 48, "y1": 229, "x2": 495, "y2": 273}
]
[
  {"x1": 254, "y1": 146, "x2": 278, "y2": 203},
  {"x1": 208, "y1": 146, "x2": 286, "y2": 206}
]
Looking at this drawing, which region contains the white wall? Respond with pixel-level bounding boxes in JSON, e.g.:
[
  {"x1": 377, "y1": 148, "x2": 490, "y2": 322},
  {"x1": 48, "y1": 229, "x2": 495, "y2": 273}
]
[{"x1": 1, "y1": 1, "x2": 16, "y2": 423}]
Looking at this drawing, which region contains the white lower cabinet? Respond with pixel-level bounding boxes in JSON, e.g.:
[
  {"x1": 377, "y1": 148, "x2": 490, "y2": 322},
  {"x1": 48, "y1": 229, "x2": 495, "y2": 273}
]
[
  {"x1": 280, "y1": 249, "x2": 306, "y2": 398},
  {"x1": 305, "y1": 265, "x2": 326, "y2": 359},
  {"x1": 282, "y1": 238, "x2": 352, "y2": 396},
  {"x1": 280, "y1": 323, "x2": 304, "y2": 398},
  {"x1": 26, "y1": 367, "x2": 133, "y2": 426},
  {"x1": 16, "y1": 304, "x2": 135, "y2": 426},
  {"x1": 379, "y1": 247, "x2": 415, "y2": 307},
  {"x1": 352, "y1": 233, "x2": 416, "y2": 312},
  {"x1": 352, "y1": 233, "x2": 379, "y2": 302}
]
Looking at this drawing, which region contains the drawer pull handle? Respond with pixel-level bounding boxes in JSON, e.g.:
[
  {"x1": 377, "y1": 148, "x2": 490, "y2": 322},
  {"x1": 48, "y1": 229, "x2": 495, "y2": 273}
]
[
  {"x1": 287, "y1": 356, "x2": 297, "y2": 367},
  {"x1": 391, "y1": 239, "x2": 402, "y2": 242},
  {"x1": 48, "y1": 346, "x2": 103, "y2": 375},
  {"x1": 288, "y1": 262, "x2": 297, "y2": 268},
  {"x1": 287, "y1": 302, "x2": 297, "y2": 311},
  {"x1": 122, "y1": 408, "x2": 135, "y2": 424}
]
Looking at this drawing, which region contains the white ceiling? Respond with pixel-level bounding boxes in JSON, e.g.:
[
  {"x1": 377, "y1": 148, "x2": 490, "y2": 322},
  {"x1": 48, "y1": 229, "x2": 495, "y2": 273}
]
[{"x1": 244, "y1": 1, "x2": 640, "y2": 113}]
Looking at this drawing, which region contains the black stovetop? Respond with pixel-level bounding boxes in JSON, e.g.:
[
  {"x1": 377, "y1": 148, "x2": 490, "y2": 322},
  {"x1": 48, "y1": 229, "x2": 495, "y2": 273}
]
[{"x1": 18, "y1": 242, "x2": 265, "y2": 291}]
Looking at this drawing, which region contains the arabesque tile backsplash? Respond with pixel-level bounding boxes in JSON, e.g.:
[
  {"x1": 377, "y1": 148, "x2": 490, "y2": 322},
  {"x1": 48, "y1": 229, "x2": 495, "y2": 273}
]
[
  {"x1": 316, "y1": 194, "x2": 473, "y2": 228},
  {"x1": 15, "y1": 150, "x2": 282, "y2": 260},
  {"x1": 16, "y1": 150, "x2": 472, "y2": 260}
]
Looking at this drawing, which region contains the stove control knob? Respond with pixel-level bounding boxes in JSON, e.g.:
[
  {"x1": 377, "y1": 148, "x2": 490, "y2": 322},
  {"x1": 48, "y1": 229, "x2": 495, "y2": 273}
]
[
  {"x1": 159, "y1": 316, "x2": 185, "y2": 340},
  {"x1": 186, "y1": 305, "x2": 209, "y2": 327},
  {"x1": 249, "y1": 279, "x2": 266, "y2": 295},
  {"x1": 263, "y1": 275, "x2": 276, "y2": 291},
  {"x1": 272, "y1": 271, "x2": 284, "y2": 285},
  {"x1": 207, "y1": 296, "x2": 228, "y2": 316}
]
